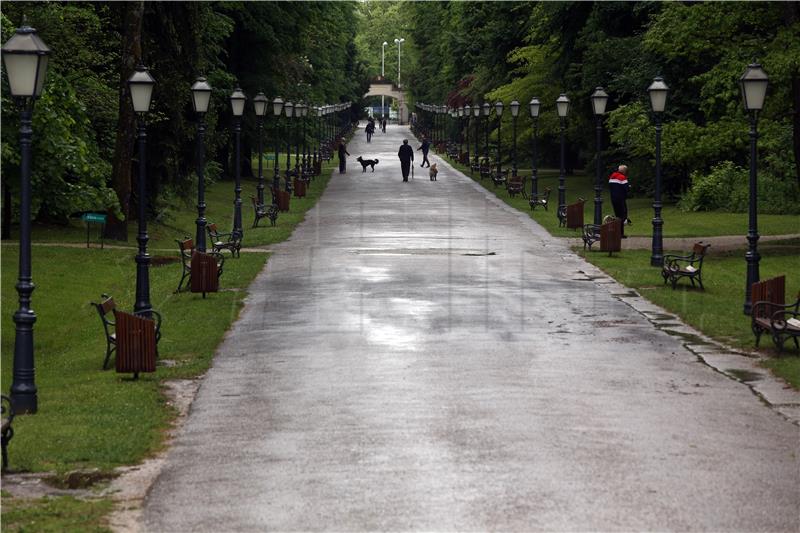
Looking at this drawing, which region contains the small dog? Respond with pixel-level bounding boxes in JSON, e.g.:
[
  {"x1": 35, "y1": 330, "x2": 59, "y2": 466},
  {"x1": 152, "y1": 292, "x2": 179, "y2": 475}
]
[
  {"x1": 429, "y1": 163, "x2": 438, "y2": 181},
  {"x1": 357, "y1": 156, "x2": 379, "y2": 172}
]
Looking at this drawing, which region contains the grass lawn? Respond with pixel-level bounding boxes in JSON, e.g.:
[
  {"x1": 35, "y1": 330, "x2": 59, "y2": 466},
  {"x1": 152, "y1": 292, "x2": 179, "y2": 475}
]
[
  {"x1": 1, "y1": 157, "x2": 337, "y2": 529},
  {"x1": 447, "y1": 160, "x2": 800, "y2": 239},
  {"x1": 578, "y1": 243, "x2": 800, "y2": 387},
  {"x1": 1, "y1": 494, "x2": 112, "y2": 533}
]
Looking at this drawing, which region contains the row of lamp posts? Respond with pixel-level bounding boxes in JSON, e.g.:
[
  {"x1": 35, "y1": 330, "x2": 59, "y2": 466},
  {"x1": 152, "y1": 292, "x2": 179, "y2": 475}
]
[
  {"x1": 416, "y1": 62, "x2": 769, "y2": 314},
  {"x1": 1, "y1": 19, "x2": 352, "y2": 414},
  {"x1": 0, "y1": 18, "x2": 770, "y2": 415}
]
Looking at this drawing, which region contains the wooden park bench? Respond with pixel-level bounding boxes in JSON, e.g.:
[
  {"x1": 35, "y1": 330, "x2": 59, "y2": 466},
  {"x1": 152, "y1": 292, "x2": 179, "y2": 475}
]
[
  {"x1": 491, "y1": 169, "x2": 509, "y2": 188},
  {"x1": 479, "y1": 159, "x2": 492, "y2": 180},
  {"x1": 661, "y1": 242, "x2": 711, "y2": 290},
  {"x1": 91, "y1": 294, "x2": 162, "y2": 370},
  {"x1": 175, "y1": 237, "x2": 225, "y2": 293},
  {"x1": 751, "y1": 275, "x2": 800, "y2": 352},
  {"x1": 507, "y1": 174, "x2": 527, "y2": 198},
  {"x1": 207, "y1": 223, "x2": 242, "y2": 258},
  {"x1": 529, "y1": 187, "x2": 551, "y2": 211},
  {"x1": 2, "y1": 395, "x2": 14, "y2": 472},
  {"x1": 582, "y1": 224, "x2": 601, "y2": 250},
  {"x1": 251, "y1": 196, "x2": 277, "y2": 228},
  {"x1": 583, "y1": 216, "x2": 622, "y2": 255}
]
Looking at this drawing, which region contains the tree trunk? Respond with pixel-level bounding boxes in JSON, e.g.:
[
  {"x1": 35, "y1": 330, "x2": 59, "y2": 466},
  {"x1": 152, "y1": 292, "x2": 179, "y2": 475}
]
[{"x1": 105, "y1": 1, "x2": 144, "y2": 241}]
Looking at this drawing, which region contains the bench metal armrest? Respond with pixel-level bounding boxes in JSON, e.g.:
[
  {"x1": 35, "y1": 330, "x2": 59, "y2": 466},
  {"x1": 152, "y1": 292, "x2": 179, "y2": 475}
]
[
  {"x1": 134, "y1": 309, "x2": 162, "y2": 338},
  {"x1": 752, "y1": 299, "x2": 790, "y2": 320},
  {"x1": 769, "y1": 308, "x2": 800, "y2": 331}
]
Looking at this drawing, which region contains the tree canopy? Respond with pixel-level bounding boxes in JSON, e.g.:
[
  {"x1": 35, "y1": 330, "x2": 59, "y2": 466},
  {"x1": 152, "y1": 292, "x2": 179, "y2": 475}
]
[{"x1": 2, "y1": 1, "x2": 798, "y2": 227}]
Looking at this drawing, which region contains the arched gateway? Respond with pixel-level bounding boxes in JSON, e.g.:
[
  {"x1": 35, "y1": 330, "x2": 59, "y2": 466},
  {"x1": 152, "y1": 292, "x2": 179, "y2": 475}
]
[{"x1": 364, "y1": 77, "x2": 409, "y2": 125}]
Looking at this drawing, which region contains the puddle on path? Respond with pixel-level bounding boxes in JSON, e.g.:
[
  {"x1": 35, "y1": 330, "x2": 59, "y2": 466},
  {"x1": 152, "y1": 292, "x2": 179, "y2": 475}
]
[{"x1": 726, "y1": 369, "x2": 764, "y2": 383}]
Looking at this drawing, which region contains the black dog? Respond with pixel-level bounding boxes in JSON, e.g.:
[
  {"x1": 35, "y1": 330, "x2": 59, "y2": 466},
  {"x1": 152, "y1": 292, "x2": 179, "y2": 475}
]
[{"x1": 357, "y1": 156, "x2": 379, "y2": 172}]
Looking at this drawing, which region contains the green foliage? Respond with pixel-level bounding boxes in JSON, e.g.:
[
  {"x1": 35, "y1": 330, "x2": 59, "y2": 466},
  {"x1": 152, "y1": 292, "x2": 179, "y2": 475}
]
[
  {"x1": 397, "y1": 1, "x2": 799, "y2": 213},
  {"x1": 680, "y1": 161, "x2": 800, "y2": 214}
]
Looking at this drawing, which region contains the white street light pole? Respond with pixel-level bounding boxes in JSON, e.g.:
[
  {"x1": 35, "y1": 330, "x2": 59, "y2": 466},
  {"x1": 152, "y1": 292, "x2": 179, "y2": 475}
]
[
  {"x1": 394, "y1": 37, "x2": 405, "y2": 87},
  {"x1": 382, "y1": 41, "x2": 387, "y2": 120}
]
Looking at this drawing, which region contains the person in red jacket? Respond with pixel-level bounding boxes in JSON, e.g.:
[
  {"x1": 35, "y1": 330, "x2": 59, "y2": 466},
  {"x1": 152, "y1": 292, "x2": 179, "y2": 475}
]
[{"x1": 608, "y1": 164, "x2": 630, "y2": 238}]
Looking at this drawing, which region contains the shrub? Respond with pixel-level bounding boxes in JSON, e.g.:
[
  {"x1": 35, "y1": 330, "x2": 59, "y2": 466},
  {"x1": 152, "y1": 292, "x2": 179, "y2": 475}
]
[{"x1": 679, "y1": 160, "x2": 800, "y2": 214}]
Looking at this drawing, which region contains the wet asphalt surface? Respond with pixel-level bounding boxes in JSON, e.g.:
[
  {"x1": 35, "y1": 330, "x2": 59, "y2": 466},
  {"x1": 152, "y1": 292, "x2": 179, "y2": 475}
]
[{"x1": 143, "y1": 124, "x2": 799, "y2": 532}]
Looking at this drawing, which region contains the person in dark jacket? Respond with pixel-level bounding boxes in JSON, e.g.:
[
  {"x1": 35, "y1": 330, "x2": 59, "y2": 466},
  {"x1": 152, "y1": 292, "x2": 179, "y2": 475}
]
[
  {"x1": 608, "y1": 164, "x2": 630, "y2": 237},
  {"x1": 398, "y1": 139, "x2": 414, "y2": 182},
  {"x1": 365, "y1": 119, "x2": 375, "y2": 142},
  {"x1": 381, "y1": 118, "x2": 387, "y2": 133},
  {"x1": 417, "y1": 136, "x2": 431, "y2": 167},
  {"x1": 337, "y1": 139, "x2": 350, "y2": 174}
]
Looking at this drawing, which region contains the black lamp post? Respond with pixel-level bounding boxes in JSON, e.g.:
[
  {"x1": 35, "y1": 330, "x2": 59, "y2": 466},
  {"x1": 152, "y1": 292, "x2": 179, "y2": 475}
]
[
  {"x1": 482, "y1": 102, "x2": 490, "y2": 162},
  {"x1": 2, "y1": 21, "x2": 50, "y2": 414},
  {"x1": 253, "y1": 92, "x2": 268, "y2": 206},
  {"x1": 128, "y1": 66, "x2": 156, "y2": 316},
  {"x1": 556, "y1": 93, "x2": 570, "y2": 221},
  {"x1": 740, "y1": 63, "x2": 769, "y2": 315},
  {"x1": 473, "y1": 104, "x2": 480, "y2": 168},
  {"x1": 529, "y1": 97, "x2": 540, "y2": 200},
  {"x1": 510, "y1": 100, "x2": 519, "y2": 177},
  {"x1": 230, "y1": 87, "x2": 246, "y2": 240},
  {"x1": 294, "y1": 102, "x2": 302, "y2": 176},
  {"x1": 495, "y1": 101, "x2": 504, "y2": 176},
  {"x1": 314, "y1": 106, "x2": 320, "y2": 170},
  {"x1": 284, "y1": 101, "x2": 293, "y2": 192},
  {"x1": 647, "y1": 77, "x2": 668, "y2": 266},
  {"x1": 591, "y1": 87, "x2": 609, "y2": 227},
  {"x1": 457, "y1": 107, "x2": 463, "y2": 157},
  {"x1": 191, "y1": 76, "x2": 212, "y2": 251},
  {"x1": 464, "y1": 105, "x2": 471, "y2": 164},
  {"x1": 272, "y1": 97, "x2": 284, "y2": 205},
  {"x1": 302, "y1": 103, "x2": 309, "y2": 172}
]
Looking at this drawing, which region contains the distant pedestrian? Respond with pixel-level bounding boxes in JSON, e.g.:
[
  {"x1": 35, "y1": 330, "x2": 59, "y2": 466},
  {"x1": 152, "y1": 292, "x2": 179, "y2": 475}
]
[
  {"x1": 417, "y1": 136, "x2": 431, "y2": 167},
  {"x1": 365, "y1": 119, "x2": 375, "y2": 143},
  {"x1": 398, "y1": 139, "x2": 414, "y2": 182},
  {"x1": 338, "y1": 139, "x2": 350, "y2": 174},
  {"x1": 608, "y1": 164, "x2": 630, "y2": 238},
  {"x1": 381, "y1": 118, "x2": 387, "y2": 133}
]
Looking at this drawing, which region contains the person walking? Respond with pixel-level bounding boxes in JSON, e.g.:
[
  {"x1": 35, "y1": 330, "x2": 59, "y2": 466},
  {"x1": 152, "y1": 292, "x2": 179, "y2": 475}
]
[
  {"x1": 365, "y1": 119, "x2": 375, "y2": 143},
  {"x1": 381, "y1": 118, "x2": 387, "y2": 133},
  {"x1": 398, "y1": 139, "x2": 414, "y2": 182},
  {"x1": 608, "y1": 164, "x2": 630, "y2": 238},
  {"x1": 337, "y1": 138, "x2": 350, "y2": 174},
  {"x1": 417, "y1": 136, "x2": 431, "y2": 167}
]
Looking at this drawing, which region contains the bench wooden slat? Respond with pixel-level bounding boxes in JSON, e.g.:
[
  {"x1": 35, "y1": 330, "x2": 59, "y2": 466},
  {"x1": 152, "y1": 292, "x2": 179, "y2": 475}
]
[{"x1": 114, "y1": 310, "x2": 157, "y2": 374}]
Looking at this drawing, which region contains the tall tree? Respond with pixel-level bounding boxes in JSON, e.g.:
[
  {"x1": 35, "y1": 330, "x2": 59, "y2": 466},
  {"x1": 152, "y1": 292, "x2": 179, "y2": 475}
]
[{"x1": 106, "y1": 1, "x2": 143, "y2": 240}]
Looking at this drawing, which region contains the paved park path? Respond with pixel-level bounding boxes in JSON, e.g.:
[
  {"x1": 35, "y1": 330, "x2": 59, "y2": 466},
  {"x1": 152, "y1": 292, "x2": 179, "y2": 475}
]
[{"x1": 143, "y1": 124, "x2": 799, "y2": 532}]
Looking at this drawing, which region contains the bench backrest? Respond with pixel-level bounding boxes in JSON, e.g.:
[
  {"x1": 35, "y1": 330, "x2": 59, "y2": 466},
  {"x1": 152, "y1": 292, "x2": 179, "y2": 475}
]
[
  {"x1": 751, "y1": 275, "x2": 786, "y2": 319},
  {"x1": 92, "y1": 295, "x2": 116, "y2": 339},
  {"x1": 692, "y1": 242, "x2": 711, "y2": 258},
  {"x1": 113, "y1": 309, "x2": 157, "y2": 374},
  {"x1": 177, "y1": 238, "x2": 193, "y2": 255}
]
